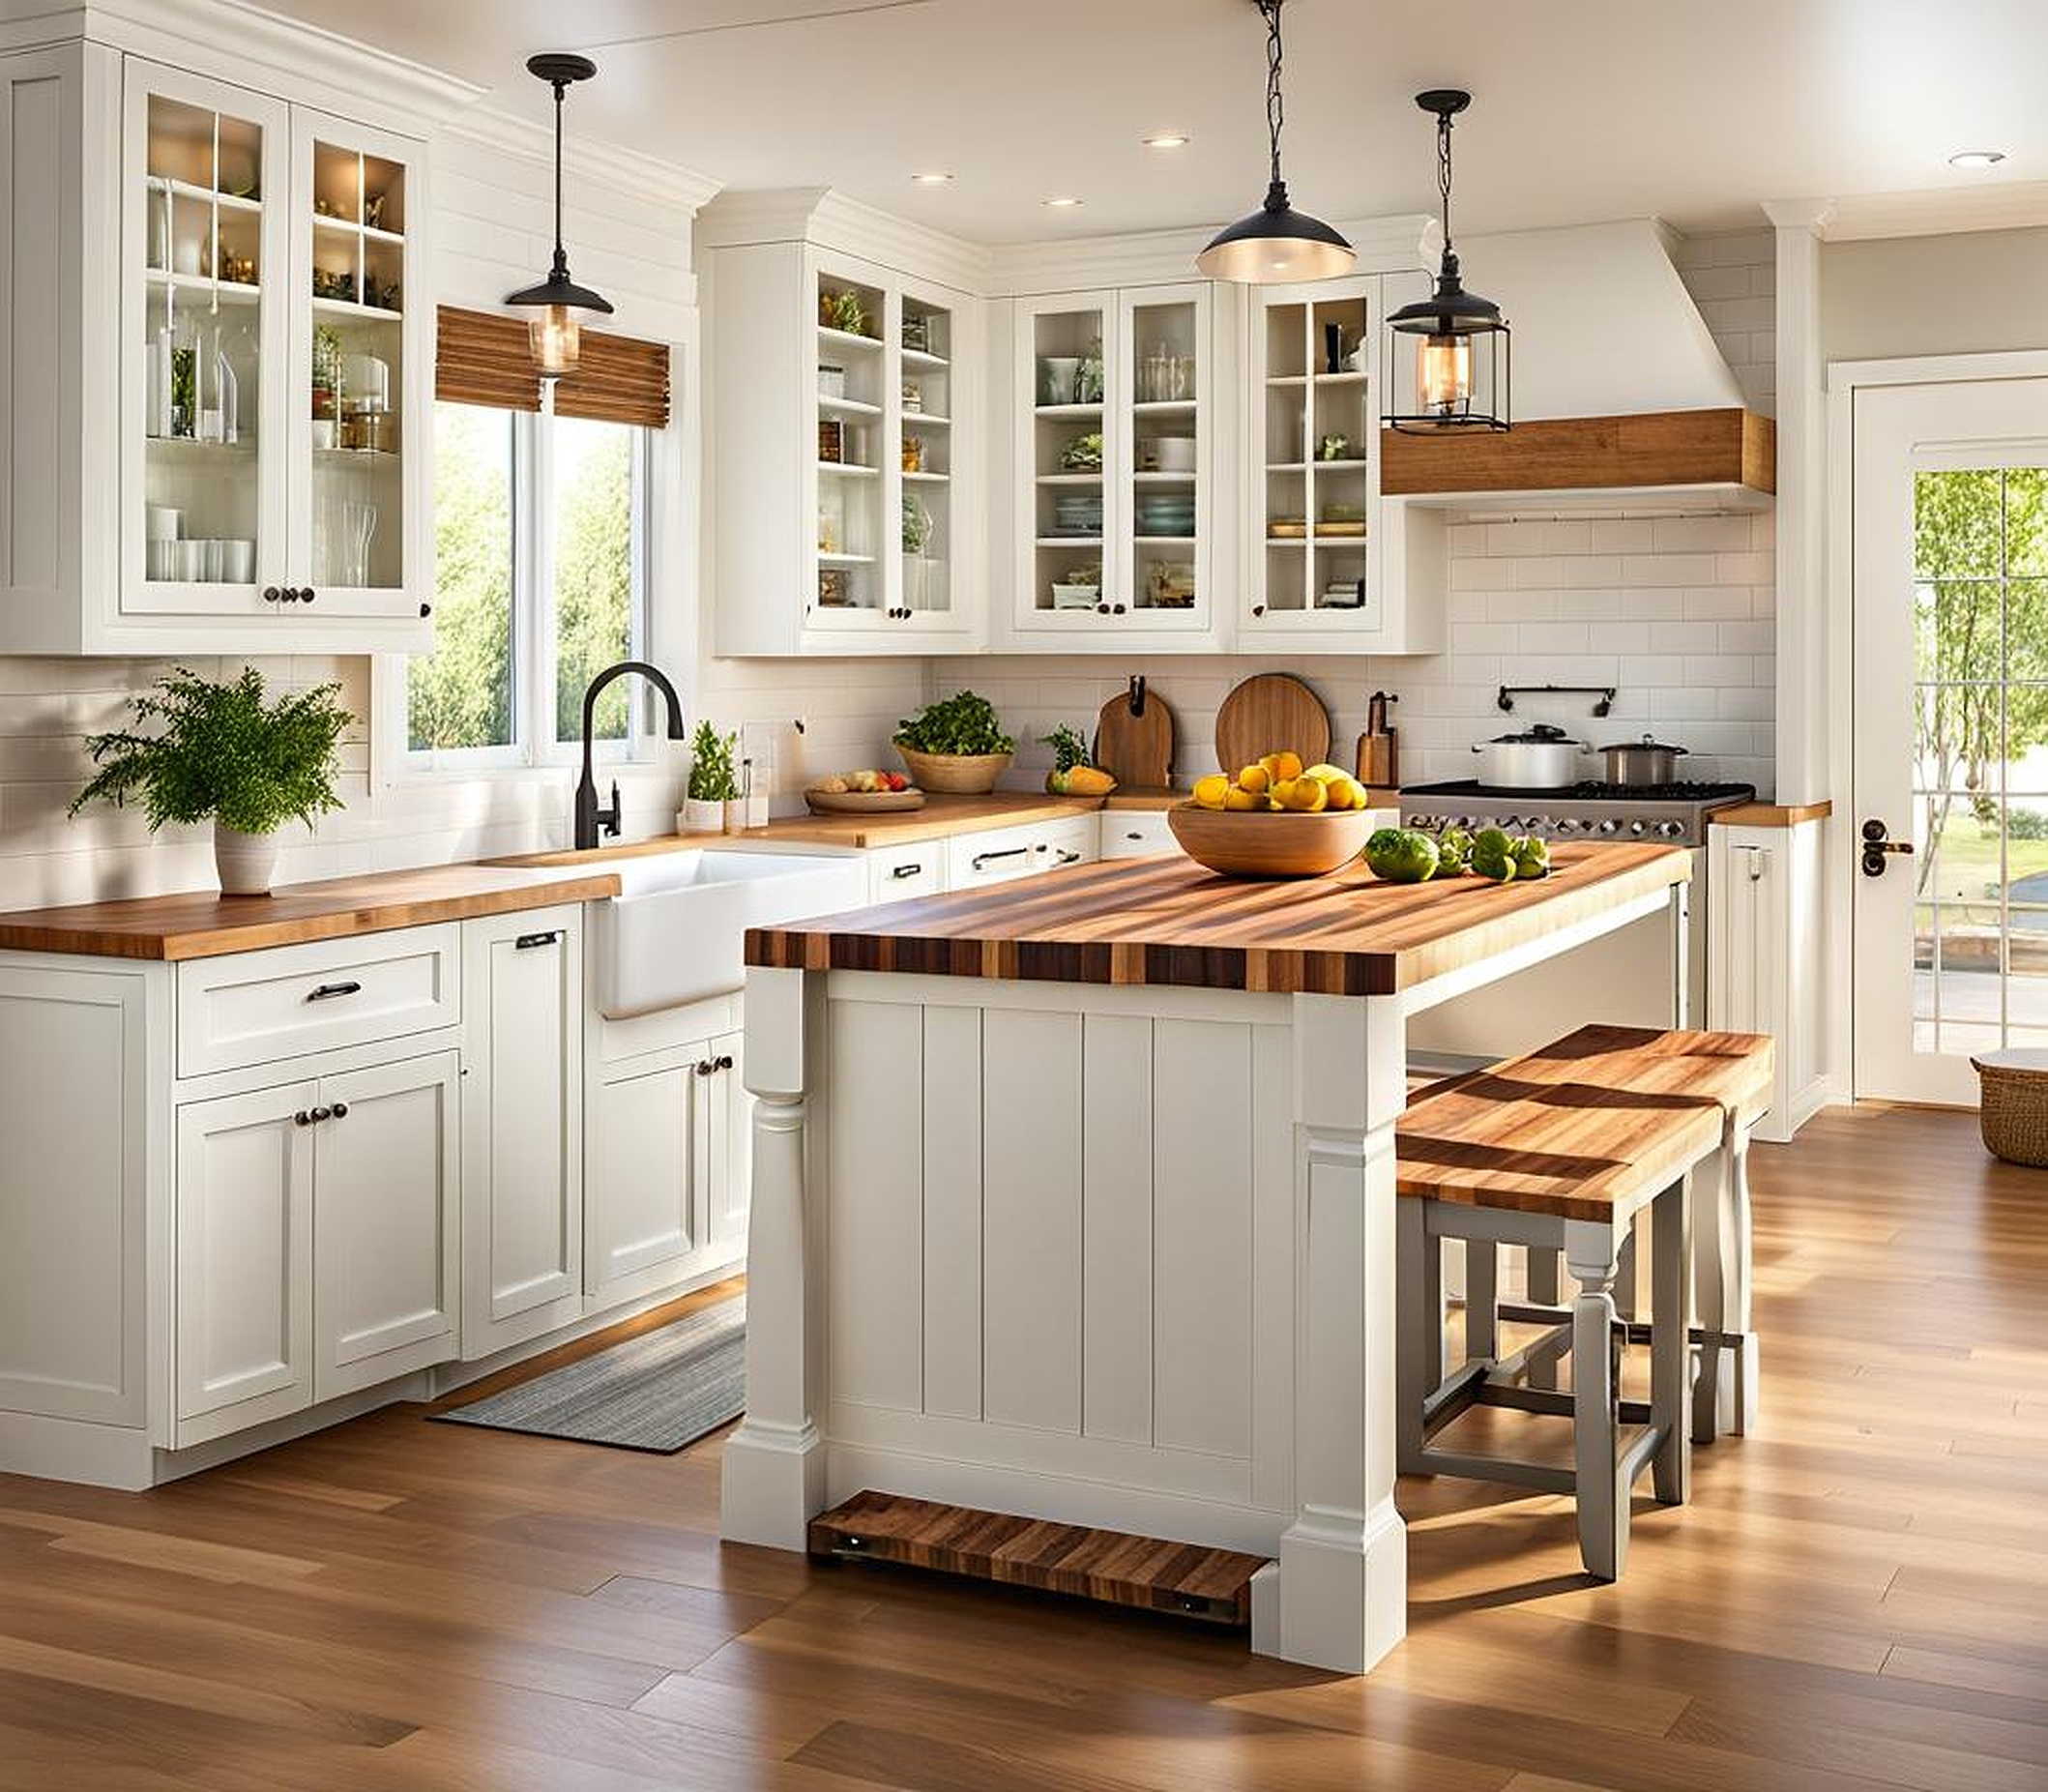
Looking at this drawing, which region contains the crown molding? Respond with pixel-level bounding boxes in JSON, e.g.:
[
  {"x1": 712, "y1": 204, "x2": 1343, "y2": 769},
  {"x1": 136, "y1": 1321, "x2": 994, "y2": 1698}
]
[
  {"x1": 441, "y1": 105, "x2": 723, "y2": 219},
  {"x1": 1814, "y1": 183, "x2": 2048, "y2": 243},
  {"x1": 986, "y1": 212, "x2": 1436, "y2": 296},
  {"x1": 1762, "y1": 196, "x2": 1837, "y2": 235},
  {"x1": 20, "y1": 0, "x2": 483, "y2": 131},
  {"x1": 697, "y1": 187, "x2": 992, "y2": 293}
]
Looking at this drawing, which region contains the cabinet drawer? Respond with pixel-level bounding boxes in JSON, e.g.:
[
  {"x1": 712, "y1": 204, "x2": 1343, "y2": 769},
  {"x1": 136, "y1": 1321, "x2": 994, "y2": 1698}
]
[
  {"x1": 946, "y1": 822, "x2": 1045, "y2": 890},
  {"x1": 867, "y1": 842, "x2": 946, "y2": 904},
  {"x1": 176, "y1": 925, "x2": 461, "y2": 1078},
  {"x1": 1099, "y1": 810, "x2": 1178, "y2": 859},
  {"x1": 1038, "y1": 815, "x2": 1097, "y2": 869}
]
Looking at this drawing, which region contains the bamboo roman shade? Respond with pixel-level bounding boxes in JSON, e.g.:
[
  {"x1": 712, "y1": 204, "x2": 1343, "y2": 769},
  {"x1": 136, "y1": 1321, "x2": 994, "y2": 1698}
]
[{"x1": 433, "y1": 306, "x2": 672, "y2": 429}]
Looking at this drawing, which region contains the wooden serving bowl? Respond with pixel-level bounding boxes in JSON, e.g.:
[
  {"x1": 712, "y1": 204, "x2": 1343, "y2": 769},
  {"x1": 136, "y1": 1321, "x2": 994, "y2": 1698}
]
[
  {"x1": 1166, "y1": 802, "x2": 1373, "y2": 879},
  {"x1": 893, "y1": 748, "x2": 1012, "y2": 795}
]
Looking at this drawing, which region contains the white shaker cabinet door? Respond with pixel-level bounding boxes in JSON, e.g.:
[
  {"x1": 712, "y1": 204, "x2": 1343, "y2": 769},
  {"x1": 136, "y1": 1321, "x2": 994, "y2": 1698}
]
[
  {"x1": 174, "y1": 1079, "x2": 317, "y2": 1444},
  {"x1": 587, "y1": 1046, "x2": 707, "y2": 1311},
  {"x1": 312, "y1": 1050, "x2": 460, "y2": 1400},
  {"x1": 460, "y1": 911, "x2": 583, "y2": 1360},
  {"x1": 705, "y1": 1029, "x2": 750, "y2": 1257}
]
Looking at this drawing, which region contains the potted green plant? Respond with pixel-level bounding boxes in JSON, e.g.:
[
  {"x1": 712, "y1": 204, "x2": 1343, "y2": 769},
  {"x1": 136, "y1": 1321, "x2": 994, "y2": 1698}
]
[
  {"x1": 70, "y1": 666, "x2": 353, "y2": 896},
  {"x1": 684, "y1": 720, "x2": 741, "y2": 835},
  {"x1": 892, "y1": 690, "x2": 1015, "y2": 794},
  {"x1": 902, "y1": 493, "x2": 937, "y2": 612}
]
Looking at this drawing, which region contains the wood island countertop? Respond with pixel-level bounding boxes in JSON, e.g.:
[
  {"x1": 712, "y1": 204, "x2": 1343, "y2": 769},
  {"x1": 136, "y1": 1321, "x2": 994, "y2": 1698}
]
[
  {"x1": 747, "y1": 841, "x2": 1690, "y2": 997},
  {"x1": 0, "y1": 863, "x2": 624, "y2": 961}
]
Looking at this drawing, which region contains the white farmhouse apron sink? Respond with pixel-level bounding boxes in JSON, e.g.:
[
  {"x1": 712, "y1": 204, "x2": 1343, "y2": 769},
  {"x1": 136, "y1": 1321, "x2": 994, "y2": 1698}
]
[{"x1": 591, "y1": 849, "x2": 863, "y2": 1019}]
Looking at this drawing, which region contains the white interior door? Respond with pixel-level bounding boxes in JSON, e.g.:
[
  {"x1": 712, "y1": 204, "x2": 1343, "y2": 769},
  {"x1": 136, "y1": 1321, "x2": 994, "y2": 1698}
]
[{"x1": 1854, "y1": 376, "x2": 2048, "y2": 1102}]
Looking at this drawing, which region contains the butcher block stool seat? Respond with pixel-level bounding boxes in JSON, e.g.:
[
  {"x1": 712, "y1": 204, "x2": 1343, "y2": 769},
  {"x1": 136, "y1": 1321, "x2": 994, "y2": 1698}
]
[{"x1": 1395, "y1": 1025, "x2": 1774, "y2": 1580}]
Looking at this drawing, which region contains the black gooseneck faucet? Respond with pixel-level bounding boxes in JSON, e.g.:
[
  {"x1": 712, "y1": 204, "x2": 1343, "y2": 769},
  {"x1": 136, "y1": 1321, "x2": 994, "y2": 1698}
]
[{"x1": 573, "y1": 661, "x2": 688, "y2": 851}]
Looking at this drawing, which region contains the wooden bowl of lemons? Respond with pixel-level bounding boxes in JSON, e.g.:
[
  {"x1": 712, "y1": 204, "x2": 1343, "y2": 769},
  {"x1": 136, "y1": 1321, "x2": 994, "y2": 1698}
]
[{"x1": 1167, "y1": 755, "x2": 1376, "y2": 879}]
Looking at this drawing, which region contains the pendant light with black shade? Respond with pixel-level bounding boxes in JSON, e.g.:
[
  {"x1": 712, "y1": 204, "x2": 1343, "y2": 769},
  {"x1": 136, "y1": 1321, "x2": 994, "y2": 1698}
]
[
  {"x1": 1384, "y1": 89, "x2": 1510, "y2": 434},
  {"x1": 1196, "y1": 0, "x2": 1354, "y2": 284},
  {"x1": 505, "y1": 53, "x2": 614, "y2": 380}
]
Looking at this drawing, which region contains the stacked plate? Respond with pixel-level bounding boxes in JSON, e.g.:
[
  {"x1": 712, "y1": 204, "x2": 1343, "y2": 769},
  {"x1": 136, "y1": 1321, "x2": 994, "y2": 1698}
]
[
  {"x1": 1137, "y1": 493, "x2": 1196, "y2": 537},
  {"x1": 1051, "y1": 493, "x2": 1102, "y2": 537}
]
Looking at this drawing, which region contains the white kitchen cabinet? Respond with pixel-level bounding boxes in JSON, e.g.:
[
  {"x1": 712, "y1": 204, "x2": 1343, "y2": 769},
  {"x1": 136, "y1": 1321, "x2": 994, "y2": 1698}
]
[
  {"x1": 1011, "y1": 284, "x2": 1217, "y2": 643},
  {"x1": 1709, "y1": 820, "x2": 1828, "y2": 1142},
  {"x1": 700, "y1": 191, "x2": 984, "y2": 657},
  {"x1": 1099, "y1": 809, "x2": 1178, "y2": 860},
  {"x1": 0, "y1": 33, "x2": 434, "y2": 654},
  {"x1": 312, "y1": 1049, "x2": 460, "y2": 1400},
  {"x1": 588, "y1": 1046, "x2": 705, "y2": 1310},
  {"x1": 461, "y1": 909, "x2": 583, "y2": 1361},
  {"x1": 945, "y1": 812, "x2": 1097, "y2": 891},
  {"x1": 174, "y1": 1079, "x2": 317, "y2": 1445},
  {"x1": 865, "y1": 839, "x2": 947, "y2": 903},
  {"x1": 704, "y1": 1029, "x2": 750, "y2": 1257}
]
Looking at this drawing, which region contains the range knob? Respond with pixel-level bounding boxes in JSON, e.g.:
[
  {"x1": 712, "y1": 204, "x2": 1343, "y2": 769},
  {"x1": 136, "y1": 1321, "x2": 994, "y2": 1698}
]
[
  {"x1": 1596, "y1": 818, "x2": 1623, "y2": 836},
  {"x1": 1628, "y1": 819, "x2": 1648, "y2": 837},
  {"x1": 1653, "y1": 820, "x2": 1686, "y2": 840},
  {"x1": 1526, "y1": 816, "x2": 1553, "y2": 835},
  {"x1": 1452, "y1": 816, "x2": 1474, "y2": 831},
  {"x1": 1555, "y1": 817, "x2": 1580, "y2": 835}
]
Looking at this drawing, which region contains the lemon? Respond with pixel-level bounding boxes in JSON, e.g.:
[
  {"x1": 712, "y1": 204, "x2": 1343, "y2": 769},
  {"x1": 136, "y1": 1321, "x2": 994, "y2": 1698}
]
[
  {"x1": 1280, "y1": 776, "x2": 1330, "y2": 812},
  {"x1": 1324, "y1": 778, "x2": 1356, "y2": 811},
  {"x1": 1193, "y1": 774, "x2": 1230, "y2": 810},
  {"x1": 1222, "y1": 784, "x2": 1262, "y2": 811},
  {"x1": 1303, "y1": 762, "x2": 1349, "y2": 785},
  {"x1": 1261, "y1": 750, "x2": 1304, "y2": 783},
  {"x1": 1237, "y1": 763, "x2": 1272, "y2": 795}
]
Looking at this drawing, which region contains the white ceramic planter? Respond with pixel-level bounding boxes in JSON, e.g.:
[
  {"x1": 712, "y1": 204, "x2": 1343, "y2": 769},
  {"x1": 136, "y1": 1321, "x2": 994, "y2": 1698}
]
[
  {"x1": 214, "y1": 823, "x2": 280, "y2": 896},
  {"x1": 683, "y1": 798, "x2": 730, "y2": 837}
]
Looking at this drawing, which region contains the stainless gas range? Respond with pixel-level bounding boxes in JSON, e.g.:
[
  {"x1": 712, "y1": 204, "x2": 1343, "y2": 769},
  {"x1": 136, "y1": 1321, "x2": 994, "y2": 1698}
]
[
  {"x1": 1399, "y1": 778, "x2": 1757, "y2": 849},
  {"x1": 1396, "y1": 778, "x2": 1756, "y2": 1067}
]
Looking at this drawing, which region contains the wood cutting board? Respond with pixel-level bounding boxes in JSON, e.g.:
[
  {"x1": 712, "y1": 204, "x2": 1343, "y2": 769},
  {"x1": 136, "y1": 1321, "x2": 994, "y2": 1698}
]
[
  {"x1": 1094, "y1": 678, "x2": 1174, "y2": 790},
  {"x1": 1215, "y1": 673, "x2": 1331, "y2": 777}
]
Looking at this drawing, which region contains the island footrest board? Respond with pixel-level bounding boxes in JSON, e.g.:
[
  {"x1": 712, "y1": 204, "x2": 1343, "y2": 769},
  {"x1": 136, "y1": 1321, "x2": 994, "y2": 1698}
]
[{"x1": 805, "y1": 1492, "x2": 1268, "y2": 1627}]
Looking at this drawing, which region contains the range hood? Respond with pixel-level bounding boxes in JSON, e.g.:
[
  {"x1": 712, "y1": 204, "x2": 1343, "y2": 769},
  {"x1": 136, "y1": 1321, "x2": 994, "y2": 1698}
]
[{"x1": 1380, "y1": 220, "x2": 1775, "y2": 507}]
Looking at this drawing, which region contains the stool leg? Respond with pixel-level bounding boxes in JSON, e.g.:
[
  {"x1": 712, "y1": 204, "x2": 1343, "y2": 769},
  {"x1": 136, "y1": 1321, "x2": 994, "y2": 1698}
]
[
  {"x1": 1527, "y1": 1248, "x2": 1563, "y2": 1391},
  {"x1": 1465, "y1": 1240, "x2": 1498, "y2": 1365},
  {"x1": 1692, "y1": 1117, "x2": 1761, "y2": 1443},
  {"x1": 1396, "y1": 1196, "x2": 1432, "y2": 1475},
  {"x1": 1652, "y1": 1178, "x2": 1692, "y2": 1506},
  {"x1": 1565, "y1": 1220, "x2": 1626, "y2": 1581}
]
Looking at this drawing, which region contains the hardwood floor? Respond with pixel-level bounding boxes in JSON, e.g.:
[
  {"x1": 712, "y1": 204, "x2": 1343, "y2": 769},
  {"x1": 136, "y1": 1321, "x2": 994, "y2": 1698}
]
[{"x1": 3, "y1": 1104, "x2": 2045, "y2": 1791}]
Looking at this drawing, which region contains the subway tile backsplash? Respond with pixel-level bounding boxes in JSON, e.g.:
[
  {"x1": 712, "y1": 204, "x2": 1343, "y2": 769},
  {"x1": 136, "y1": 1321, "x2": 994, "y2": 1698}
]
[{"x1": 945, "y1": 507, "x2": 1776, "y2": 798}]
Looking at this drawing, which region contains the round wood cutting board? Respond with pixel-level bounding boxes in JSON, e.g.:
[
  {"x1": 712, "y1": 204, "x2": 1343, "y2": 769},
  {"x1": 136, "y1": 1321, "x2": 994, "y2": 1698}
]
[{"x1": 1215, "y1": 673, "x2": 1332, "y2": 777}]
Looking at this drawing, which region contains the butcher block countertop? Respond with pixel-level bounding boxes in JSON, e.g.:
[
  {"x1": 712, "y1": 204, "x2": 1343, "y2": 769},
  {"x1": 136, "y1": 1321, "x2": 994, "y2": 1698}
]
[
  {"x1": 499, "y1": 793, "x2": 1109, "y2": 862},
  {"x1": 748, "y1": 841, "x2": 1690, "y2": 997},
  {"x1": 0, "y1": 864, "x2": 623, "y2": 962}
]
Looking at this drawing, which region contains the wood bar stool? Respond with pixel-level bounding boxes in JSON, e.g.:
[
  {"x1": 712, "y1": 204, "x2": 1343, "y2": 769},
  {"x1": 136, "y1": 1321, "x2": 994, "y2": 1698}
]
[{"x1": 1395, "y1": 1025, "x2": 1773, "y2": 1580}]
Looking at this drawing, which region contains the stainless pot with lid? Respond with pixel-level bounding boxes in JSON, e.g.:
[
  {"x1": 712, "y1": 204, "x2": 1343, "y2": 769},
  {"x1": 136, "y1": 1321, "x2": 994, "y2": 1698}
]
[
  {"x1": 1597, "y1": 733, "x2": 1690, "y2": 787},
  {"x1": 1471, "y1": 722, "x2": 1589, "y2": 789}
]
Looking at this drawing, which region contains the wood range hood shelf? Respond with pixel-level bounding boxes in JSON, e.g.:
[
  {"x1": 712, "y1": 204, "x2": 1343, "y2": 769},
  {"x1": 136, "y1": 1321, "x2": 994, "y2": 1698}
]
[{"x1": 1381, "y1": 408, "x2": 1775, "y2": 504}]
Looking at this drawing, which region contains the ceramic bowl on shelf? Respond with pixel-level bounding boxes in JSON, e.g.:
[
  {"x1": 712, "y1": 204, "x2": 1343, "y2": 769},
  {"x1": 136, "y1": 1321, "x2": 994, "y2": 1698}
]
[
  {"x1": 805, "y1": 786, "x2": 926, "y2": 815},
  {"x1": 1166, "y1": 803, "x2": 1372, "y2": 879},
  {"x1": 1051, "y1": 583, "x2": 1101, "y2": 610},
  {"x1": 893, "y1": 747, "x2": 1012, "y2": 795}
]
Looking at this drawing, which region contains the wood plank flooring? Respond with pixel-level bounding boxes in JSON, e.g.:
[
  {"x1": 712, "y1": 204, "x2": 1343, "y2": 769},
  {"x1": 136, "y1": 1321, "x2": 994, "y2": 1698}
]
[{"x1": 3, "y1": 1103, "x2": 2046, "y2": 1790}]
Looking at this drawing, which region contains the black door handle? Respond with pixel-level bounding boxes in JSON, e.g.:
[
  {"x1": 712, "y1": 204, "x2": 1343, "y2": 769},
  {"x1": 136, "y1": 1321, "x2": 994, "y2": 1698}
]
[
  {"x1": 307, "y1": 981, "x2": 363, "y2": 1002},
  {"x1": 1860, "y1": 818, "x2": 1915, "y2": 877},
  {"x1": 514, "y1": 930, "x2": 561, "y2": 950}
]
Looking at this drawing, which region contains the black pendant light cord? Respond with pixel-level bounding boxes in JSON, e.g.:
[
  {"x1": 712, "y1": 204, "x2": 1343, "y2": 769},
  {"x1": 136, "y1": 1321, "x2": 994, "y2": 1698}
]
[
  {"x1": 548, "y1": 75, "x2": 570, "y2": 279},
  {"x1": 1436, "y1": 106, "x2": 1457, "y2": 255},
  {"x1": 1261, "y1": 0, "x2": 1287, "y2": 201}
]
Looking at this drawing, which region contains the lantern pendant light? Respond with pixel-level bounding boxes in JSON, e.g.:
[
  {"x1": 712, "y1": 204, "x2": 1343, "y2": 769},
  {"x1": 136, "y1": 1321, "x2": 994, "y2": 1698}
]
[
  {"x1": 1196, "y1": 0, "x2": 1354, "y2": 284},
  {"x1": 1385, "y1": 89, "x2": 1510, "y2": 434},
  {"x1": 505, "y1": 52, "x2": 614, "y2": 380}
]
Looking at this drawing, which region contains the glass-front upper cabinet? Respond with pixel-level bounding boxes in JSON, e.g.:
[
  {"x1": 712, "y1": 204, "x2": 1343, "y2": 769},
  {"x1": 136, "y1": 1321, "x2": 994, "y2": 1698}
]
[
  {"x1": 1245, "y1": 276, "x2": 1383, "y2": 640},
  {"x1": 124, "y1": 64, "x2": 288, "y2": 617},
  {"x1": 1121, "y1": 283, "x2": 1210, "y2": 627},
  {"x1": 292, "y1": 109, "x2": 425, "y2": 618},
  {"x1": 1019, "y1": 291, "x2": 1112, "y2": 626},
  {"x1": 896, "y1": 280, "x2": 955, "y2": 627}
]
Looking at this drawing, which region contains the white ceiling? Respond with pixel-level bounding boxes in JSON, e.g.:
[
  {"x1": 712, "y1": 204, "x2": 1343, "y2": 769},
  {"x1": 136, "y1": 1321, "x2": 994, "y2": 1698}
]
[{"x1": 257, "y1": 0, "x2": 2048, "y2": 244}]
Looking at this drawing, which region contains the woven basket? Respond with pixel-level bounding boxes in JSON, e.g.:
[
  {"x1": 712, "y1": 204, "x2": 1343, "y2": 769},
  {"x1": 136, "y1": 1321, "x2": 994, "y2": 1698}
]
[
  {"x1": 893, "y1": 747, "x2": 1011, "y2": 795},
  {"x1": 1972, "y1": 1053, "x2": 2048, "y2": 1166}
]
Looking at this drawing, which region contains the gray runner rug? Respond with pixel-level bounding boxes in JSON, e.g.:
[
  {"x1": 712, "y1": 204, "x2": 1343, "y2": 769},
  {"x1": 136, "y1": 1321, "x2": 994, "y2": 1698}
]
[{"x1": 433, "y1": 1295, "x2": 746, "y2": 1454}]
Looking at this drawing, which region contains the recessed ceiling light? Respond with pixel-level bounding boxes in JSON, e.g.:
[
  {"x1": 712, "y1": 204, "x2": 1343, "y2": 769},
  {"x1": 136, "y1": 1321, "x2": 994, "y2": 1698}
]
[
  {"x1": 1143, "y1": 131, "x2": 1191, "y2": 150},
  {"x1": 911, "y1": 171, "x2": 953, "y2": 185},
  {"x1": 1949, "y1": 148, "x2": 2008, "y2": 169},
  {"x1": 1043, "y1": 195, "x2": 1083, "y2": 208}
]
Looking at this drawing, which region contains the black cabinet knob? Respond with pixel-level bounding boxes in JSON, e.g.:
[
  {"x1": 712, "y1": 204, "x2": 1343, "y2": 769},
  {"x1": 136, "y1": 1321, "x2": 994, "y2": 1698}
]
[
  {"x1": 263, "y1": 586, "x2": 282, "y2": 603},
  {"x1": 301, "y1": 587, "x2": 315, "y2": 605}
]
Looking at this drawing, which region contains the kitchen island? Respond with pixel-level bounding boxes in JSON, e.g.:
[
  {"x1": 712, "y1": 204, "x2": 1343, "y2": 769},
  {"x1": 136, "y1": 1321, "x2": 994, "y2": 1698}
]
[{"x1": 721, "y1": 843, "x2": 1690, "y2": 1673}]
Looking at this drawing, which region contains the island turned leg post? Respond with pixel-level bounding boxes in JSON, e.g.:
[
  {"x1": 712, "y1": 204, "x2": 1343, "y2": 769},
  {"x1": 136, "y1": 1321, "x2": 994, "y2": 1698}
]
[
  {"x1": 720, "y1": 966, "x2": 826, "y2": 1551},
  {"x1": 1253, "y1": 994, "x2": 1407, "y2": 1677},
  {"x1": 1565, "y1": 1219, "x2": 1626, "y2": 1581},
  {"x1": 1692, "y1": 1111, "x2": 1760, "y2": 1442}
]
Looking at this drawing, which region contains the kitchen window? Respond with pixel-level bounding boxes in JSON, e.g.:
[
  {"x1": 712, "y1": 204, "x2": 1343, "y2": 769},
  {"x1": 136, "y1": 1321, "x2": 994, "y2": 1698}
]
[{"x1": 400, "y1": 399, "x2": 649, "y2": 771}]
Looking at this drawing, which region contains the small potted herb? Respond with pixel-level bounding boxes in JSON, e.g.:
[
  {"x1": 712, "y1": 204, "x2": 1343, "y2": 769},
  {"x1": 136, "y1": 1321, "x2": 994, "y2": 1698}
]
[
  {"x1": 70, "y1": 666, "x2": 353, "y2": 896},
  {"x1": 892, "y1": 690, "x2": 1015, "y2": 794},
  {"x1": 684, "y1": 720, "x2": 741, "y2": 834}
]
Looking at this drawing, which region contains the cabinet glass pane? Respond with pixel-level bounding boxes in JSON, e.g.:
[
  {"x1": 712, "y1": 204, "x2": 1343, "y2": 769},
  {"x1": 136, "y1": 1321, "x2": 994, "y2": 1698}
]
[
  {"x1": 815, "y1": 267, "x2": 887, "y2": 614},
  {"x1": 308, "y1": 139, "x2": 407, "y2": 591},
  {"x1": 1259, "y1": 292, "x2": 1373, "y2": 619},
  {"x1": 1128, "y1": 300, "x2": 1197, "y2": 614},
  {"x1": 900, "y1": 295, "x2": 952, "y2": 620},
  {"x1": 1030, "y1": 306, "x2": 1106, "y2": 619},
  {"x1": 140, "y1": 94, "x2": 266, "y2": 587}
]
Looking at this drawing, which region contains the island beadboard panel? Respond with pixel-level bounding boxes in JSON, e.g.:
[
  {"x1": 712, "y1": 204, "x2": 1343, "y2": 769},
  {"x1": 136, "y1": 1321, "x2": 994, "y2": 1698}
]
[
  {"x1": 1398, "y1": 1022, "x2": 1774, "y2": 1219},
  {"x1": 746, "y1": 842, "x2": 1689, "y2": 996}
]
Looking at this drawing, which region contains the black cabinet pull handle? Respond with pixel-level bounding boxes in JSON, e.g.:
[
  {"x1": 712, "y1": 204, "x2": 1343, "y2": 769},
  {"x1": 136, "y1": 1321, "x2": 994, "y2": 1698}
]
[
  {"x1": 695, "y1": 1059, "x2": 716, "y2": 1077},
  {"x1": 420, "y1": 602, "x2": 433, "y2": 619},
  {"x1": 514, "y1": 931, "x2": 561, "y2": 950},
  {"x1": 1055, "y1": 849, "x2": 1082, "y2": 865},
  {"x1": 1252, "y1": 603, "x2": 1266, "y2": 617},
  {"x1": 972, "y1": 846, "x2": 1030, "y2": 870},
  {"x1": 307, "y1": 981, "x2": 363, "y2": 1002},
  {"x1": 891, "y1": 863, "x2": 923, "y2": 880},
  {"x1": 305, "y1": 1105, "x2": 334, "y2": 1125},
  {"x1": 716, "y1": 1054, "x2": 734, "y2": 1072}
]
